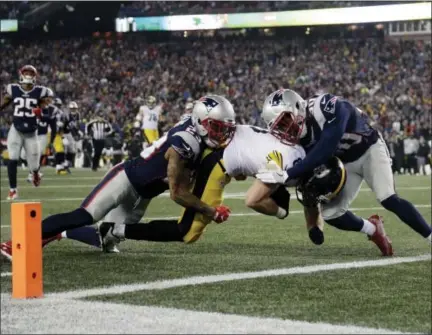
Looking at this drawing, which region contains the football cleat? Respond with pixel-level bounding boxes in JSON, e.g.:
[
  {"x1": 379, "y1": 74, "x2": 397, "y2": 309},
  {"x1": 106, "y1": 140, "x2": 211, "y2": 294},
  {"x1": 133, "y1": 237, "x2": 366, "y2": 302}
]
[
  {"x1": 98, "y1": 222, "x2": 122, "y2": 253},
  {"x1": 368, "y1": 214, "x2": 394, "y2": 256},
  {"x1": 0, "y1": 241, "x2": 12, "y2": 261},
  {"x1": 42, "y1": 234, "x2": 62, "y2": 248},
  {"x1": 6, "y1": 189, "x2": 18, "y2": 201},
  {"x1": 0, "y1": 234, "x2": 62, "y2": 262},
  {"x1": 32, "y1": 171, "x2": 42, "y2": 187}
]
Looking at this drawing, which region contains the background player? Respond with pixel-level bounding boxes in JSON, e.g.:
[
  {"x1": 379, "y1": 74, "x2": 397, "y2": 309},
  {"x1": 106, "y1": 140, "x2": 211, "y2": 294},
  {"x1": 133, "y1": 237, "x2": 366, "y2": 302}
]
[
  {"x1": 21, "y1": 100, "x2": 57, "y2": 182},
  {"x1": 63, "y1": 101, "x2": 82, "y2": 169},
  {"x1": 0, "y1": 65, "x2": 53, "y2": 200},
  {"x1": 0, "y1": 95, "x2": 236, "y2": 259},
  {"x1": 134, "y1": 95, "x2": 164, "y2": 147},
  {"x1": 257, "y1": 89, "x2": 432, "y2": 254},
  {"x1": 51, "y1": 98, "x2": 70, "y2": 174}
]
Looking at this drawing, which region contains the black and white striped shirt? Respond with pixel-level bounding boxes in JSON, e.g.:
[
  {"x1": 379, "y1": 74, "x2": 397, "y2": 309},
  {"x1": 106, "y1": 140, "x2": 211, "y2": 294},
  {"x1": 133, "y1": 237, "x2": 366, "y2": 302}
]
[{"x1": 85, "y1": 119, "x2": 113, "y2": 140}]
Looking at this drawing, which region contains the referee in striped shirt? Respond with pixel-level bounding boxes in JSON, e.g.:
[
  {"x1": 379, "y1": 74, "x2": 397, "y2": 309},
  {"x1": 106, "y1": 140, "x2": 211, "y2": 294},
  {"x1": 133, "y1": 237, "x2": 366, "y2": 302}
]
[{"x1": 85, "y1": 114, "x2": 113, "y2": 171}]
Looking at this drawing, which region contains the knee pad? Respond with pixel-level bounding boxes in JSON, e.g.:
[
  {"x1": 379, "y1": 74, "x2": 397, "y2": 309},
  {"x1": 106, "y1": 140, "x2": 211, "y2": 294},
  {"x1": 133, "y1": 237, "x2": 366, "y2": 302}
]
[{"x1": 182, "y1": 221, "x2": 207, "y2": 244}]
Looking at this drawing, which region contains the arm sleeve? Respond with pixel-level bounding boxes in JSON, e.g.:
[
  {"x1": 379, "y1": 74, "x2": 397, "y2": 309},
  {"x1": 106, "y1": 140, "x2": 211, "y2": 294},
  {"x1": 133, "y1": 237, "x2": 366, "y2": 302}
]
[{"x1": 286, "y1": 100, "x2": 350, "y2": 180}]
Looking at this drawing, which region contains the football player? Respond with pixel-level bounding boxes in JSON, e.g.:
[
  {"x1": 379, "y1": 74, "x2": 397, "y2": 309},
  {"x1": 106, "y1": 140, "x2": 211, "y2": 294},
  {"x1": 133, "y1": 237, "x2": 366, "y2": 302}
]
[
  {"x1": 0, "y1": 65, "x2": 54, "y2": 200},
  {"x1": 134, "y1": 96, "x2": 163, "y2": 146},
  {"x1": 257, "y1": 89, "x2": 432, "y2": 254},
  {"x1": 63, "y1": 101, "x2": 82, "y2": 169},
  {"x1": 0, "y1": 95, "x2": 237, "y2": 260},
  {"x1": 51, "y1": 98, "x2": 71, "y2": 174},
  {"x1": 21, "y1": 98, "x2": 58, "y2": 182}
]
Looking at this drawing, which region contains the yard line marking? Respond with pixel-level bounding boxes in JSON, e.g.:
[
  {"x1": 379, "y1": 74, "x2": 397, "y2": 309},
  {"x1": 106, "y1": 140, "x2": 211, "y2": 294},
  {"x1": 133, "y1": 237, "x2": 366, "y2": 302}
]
[
  {"x1": 46, "y1": 254, "x2": 431, "y2": 299},
  {"x1": 1, "y1": 204, "x2": 431, "y2": 229},
  {"x1": 1, "y1": 272, "x2": 11, "y2": 277},
  {"x1": 0, "y1": 298, "x2": 408, "y2": 334}
]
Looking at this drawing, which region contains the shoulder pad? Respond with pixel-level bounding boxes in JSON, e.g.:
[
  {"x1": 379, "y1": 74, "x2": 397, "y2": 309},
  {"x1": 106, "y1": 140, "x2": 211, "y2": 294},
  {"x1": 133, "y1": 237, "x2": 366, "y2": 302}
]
[
  {"x1": 39, "y1": 86, "x2": 54, "y2": 99},
  {"x1": 318, "y1": 94, "x2": 338, "y2": 115},
  {"x1": 172, "y1": 131, "x2": 201, "y2": 159},
  {"x1": 307, "y1": 94, "x2": 339, "y2": 128}
]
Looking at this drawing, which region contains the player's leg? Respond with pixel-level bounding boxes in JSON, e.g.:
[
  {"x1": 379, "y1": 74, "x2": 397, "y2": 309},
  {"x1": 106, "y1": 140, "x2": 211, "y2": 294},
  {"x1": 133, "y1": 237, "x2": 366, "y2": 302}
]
[
  {"x1": 23, "y1": 132, "x2": 41, "y2": 186},
  {"x1": 92, "y1": 139, "x2": 104, "y2": 171},
  {"x1": 245, "y1": 180, "x2": 289, "y2": 219},
  {"x1": 41, "y1": 163, "x2": 134, "y2": 239},
  {"x1": 53, "y1": 134, "x2": 67, "y2": 174},
  {"x1": 322, "y1": 159, "x2": 393, "y2": 256},
  {"x1": 65, "y1": 134, "x2": 76, "y2": 169},
  {"x1": 38, "y1": 134, "x2": 48, "y2": 166},
  {"x1": 6, "y1": 125, "x2": 24, "y2": 199},
  {"x1": 101, "y1": 149, "x2": 227, "y2": 244},
  {"x1": 363, "y1": 139, "x2": 432, "y2": 243}
]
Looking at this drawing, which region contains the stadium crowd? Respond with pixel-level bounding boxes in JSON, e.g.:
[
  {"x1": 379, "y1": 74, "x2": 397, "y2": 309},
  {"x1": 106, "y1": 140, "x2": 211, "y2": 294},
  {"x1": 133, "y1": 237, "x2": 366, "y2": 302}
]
[{"x1": 1, "y1": 34, "x2": 431, "y2": 173}]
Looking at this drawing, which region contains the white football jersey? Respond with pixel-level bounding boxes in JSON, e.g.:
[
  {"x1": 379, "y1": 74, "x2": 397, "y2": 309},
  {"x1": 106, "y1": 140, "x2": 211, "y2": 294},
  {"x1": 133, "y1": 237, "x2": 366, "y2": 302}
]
[
  {"x1": 223, "y1": 125, "x2": 305, "y2": 179},
  {"x1": 136, "y1": 105, "x2": 163, "y2": 130}
]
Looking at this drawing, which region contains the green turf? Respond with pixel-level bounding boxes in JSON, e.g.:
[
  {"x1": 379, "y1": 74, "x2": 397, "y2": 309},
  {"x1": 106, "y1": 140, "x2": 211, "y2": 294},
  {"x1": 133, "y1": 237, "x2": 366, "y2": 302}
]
[
  {"x1": 93, "y1": 261, "x2": 432, "y2": 333},
  {"x1": 1, "y1": 168, "x2": 431, "y2": 332}
]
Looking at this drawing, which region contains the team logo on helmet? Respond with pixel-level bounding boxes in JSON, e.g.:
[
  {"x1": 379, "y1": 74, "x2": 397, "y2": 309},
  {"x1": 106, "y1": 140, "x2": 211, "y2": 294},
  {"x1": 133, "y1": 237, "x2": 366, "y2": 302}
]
[
  {"x1": 199, "y1": 97, "x2": 219, "y2": 113},
  {"x1": 270, "y1": 91, "x2": 285, "y2": 107}
]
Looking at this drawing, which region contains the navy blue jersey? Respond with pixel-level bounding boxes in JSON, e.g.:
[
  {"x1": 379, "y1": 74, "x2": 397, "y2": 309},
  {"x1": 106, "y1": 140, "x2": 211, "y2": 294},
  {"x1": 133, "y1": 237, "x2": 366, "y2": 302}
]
[
  {"x1": 124, "y1": 116, "x2": 205, "y2": 198},
  {"x1": 64, "y1": 111, "x2": 81, "y2": 137},
  {"x1": 287, "y1": 94, "x2": 378, "y2": 180},
  {"x1": 6, "y1": 84, "x2": 53, "y2": 133},
  {"x1": 37, "y1": 104, "x2": 57, "y2": 135}
]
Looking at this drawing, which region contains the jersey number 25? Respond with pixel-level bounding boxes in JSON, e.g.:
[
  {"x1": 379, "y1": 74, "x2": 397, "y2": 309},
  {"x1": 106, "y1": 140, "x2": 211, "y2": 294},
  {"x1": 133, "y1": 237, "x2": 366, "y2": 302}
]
[{"x1": 13, "y1": 97, "x2": 38, "y2": 117}]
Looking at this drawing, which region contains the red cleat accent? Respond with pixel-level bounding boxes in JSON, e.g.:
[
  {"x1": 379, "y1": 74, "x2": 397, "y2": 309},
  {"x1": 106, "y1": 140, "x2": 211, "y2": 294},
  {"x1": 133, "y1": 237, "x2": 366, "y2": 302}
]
[
  {"x1": 0, "y1": 240, "x2": 12, "y2": 261},
  {"x1": 32, "y1": 171, "x2": 41, "y2": 187},
  {"x1": 1, "y1": 234, "x2": 62, "y2": 262},
  {"x1": 368, "y1": 214, "x2": 394, "y2": 256},
  {"x1": 42, "y1": 234, "x2": 62, "y2": 248}
]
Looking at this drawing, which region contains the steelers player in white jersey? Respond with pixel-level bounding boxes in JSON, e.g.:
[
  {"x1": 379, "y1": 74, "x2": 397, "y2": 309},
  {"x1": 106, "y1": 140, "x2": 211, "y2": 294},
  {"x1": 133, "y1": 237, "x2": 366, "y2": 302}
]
[{"x1": 134, "y1": 96, "x2": 163, "y2": 145}]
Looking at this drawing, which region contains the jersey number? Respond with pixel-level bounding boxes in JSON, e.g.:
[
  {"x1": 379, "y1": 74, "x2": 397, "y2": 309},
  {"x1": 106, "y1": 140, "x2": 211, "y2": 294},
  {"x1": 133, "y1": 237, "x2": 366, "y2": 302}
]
[
  {"x1": 338, "y1": 133, "x2": 362, "y2": 150},
  {"x1": 147, "y1": 113, "x2": 158, "y2": 122},
  {"x1": 13, "y1": 97, "x2": 38, "y2": 117}
]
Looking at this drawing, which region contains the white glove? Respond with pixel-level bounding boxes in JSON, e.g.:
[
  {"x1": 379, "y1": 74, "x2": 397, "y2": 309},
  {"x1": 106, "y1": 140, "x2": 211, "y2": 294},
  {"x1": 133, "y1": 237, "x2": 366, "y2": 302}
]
[
  {"x1": 62, "y1": 137, "x2": 70, "y2": 146},
  {"x1": 256, "y1": 168, "x2": 288, "y2": 184}
]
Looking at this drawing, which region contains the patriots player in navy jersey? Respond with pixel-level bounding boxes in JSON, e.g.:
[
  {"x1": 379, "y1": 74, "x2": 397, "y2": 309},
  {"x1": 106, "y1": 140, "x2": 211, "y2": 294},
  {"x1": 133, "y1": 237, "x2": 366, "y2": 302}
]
[
  {"x1": 0, "y1": 65, "x2": 54, "y2": 200},
  {"x1": 21, "y1": 103, "x2": 57, "y2": 183},
  {"x1": 257, "y1": 89, "x2": 431, "y2": 255},
  {"x1": 0, "y1": 95, "x2": 237, "y2": 259}
]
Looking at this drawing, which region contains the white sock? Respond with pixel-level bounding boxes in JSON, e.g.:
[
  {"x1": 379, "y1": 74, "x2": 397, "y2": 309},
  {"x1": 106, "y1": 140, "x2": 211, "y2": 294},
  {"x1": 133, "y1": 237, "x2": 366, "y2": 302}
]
[
  {"x1": 427, "y1": 233, "x2": 432, "y2": 244},
  {"x1": 361, "y1": 219, "x2": 376, "y2": 236},
  {"x1": 113, "y1": 223, "x2": 126, "y2": 239},
  {"x1": 275, "y1": 207, "x2": 287, "y2": 219},
  {"x1": 10, "y1": 188, "x2": 16, "y2": 192},
  {"x1": 61, "y1": 231, "x2": 67, "y2": 238}
]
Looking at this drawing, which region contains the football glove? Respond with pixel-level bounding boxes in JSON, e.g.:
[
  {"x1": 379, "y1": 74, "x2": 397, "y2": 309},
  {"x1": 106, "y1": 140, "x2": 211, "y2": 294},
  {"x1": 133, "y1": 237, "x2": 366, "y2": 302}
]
[
  {"x1": 213, "y1": 205, "x2": 231, "y2": 223},
  {"x1": 256, "y1": 168, "x2": 289, "y2": 184}
]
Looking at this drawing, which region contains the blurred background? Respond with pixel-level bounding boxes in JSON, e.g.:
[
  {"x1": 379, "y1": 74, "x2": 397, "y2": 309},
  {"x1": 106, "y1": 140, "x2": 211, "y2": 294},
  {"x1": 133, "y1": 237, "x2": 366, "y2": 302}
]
[{"x1": 0, "y1": 1, "x2": 431, "y2": 174}]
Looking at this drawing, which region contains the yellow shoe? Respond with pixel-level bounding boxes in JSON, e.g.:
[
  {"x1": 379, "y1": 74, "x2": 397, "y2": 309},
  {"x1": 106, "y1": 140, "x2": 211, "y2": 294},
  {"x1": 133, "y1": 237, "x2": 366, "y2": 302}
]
[{"x1": 56, "y1": 169, "x2": 68, "y2": 175}]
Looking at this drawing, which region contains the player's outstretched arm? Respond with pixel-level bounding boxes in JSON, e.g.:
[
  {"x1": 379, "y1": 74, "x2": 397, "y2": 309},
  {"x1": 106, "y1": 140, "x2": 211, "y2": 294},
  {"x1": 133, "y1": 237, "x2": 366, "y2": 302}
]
[{"x1": 165, "y1": 148, "x2": 230, "y2": 223}]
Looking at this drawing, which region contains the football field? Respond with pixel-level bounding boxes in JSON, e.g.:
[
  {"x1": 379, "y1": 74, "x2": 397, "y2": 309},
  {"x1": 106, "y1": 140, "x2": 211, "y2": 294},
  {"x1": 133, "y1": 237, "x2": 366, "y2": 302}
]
[{"x1": 1, "y1": 168, "x2": 431, "y2": 334}]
